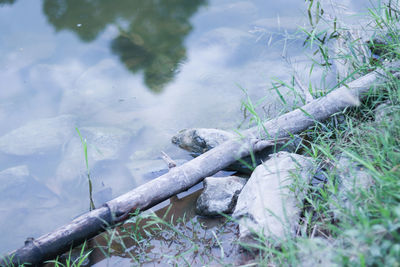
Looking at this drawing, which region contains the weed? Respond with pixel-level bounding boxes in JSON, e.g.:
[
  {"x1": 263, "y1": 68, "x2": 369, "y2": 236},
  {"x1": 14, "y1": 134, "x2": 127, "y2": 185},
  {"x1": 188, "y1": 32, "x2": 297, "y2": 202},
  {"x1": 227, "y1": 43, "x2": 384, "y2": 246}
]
[
  {"x1": 45, "y1": 241, "x2": 92, "y2": 267},
  {"x1": 76, "y1": 128, "x2": 95, "y2": 211},
  {"x1": 234, "y1": 0, "x2": 400, "y2": 266}
]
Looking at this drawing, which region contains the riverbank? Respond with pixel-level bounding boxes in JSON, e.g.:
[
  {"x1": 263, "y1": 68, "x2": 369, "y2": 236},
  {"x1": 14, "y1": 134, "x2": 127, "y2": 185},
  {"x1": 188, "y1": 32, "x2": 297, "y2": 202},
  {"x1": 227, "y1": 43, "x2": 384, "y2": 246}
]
[
  {"x1": 129, "y1": 1, "x2": 400, "y2": 265},
  {"x1": 8, "y1": 1, "x2": 400, "y2": 266},
  {"x1": 235, "y1": 1, "x2": 400, "y2": 265}
]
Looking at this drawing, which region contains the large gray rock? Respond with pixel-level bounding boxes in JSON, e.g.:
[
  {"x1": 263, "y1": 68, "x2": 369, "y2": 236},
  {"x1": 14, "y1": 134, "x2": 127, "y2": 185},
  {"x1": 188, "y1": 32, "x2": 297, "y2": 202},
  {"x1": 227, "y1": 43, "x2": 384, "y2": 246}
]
[
  {"x1": 172, "y1": 128, "x2": 301, "y2": 173},
  {"x1": 233, "y1": 152, "x2": 314, "y2": 244},
  {"x1": 196, "y1": 176, "x2": 247, "y2": 216},
  {"x1": 0, "y1": 115, "x2": 75, "y2": 156},
  {"x1": 0, "y1": 165, "x2": 58, "y2": 209},
  {"x1": 52, "y1": 127, "x2": 132, "y2": 195},
  {"x1": 331, "y1": 154, "x2": 373, "y2": 219}
]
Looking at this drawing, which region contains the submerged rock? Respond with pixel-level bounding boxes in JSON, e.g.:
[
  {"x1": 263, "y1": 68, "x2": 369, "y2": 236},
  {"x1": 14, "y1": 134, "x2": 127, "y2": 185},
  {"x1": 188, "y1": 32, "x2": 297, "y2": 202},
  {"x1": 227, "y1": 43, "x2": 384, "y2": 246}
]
[
  {"x1": 233, "y1": 152, "x2": 314, "y2": 245},
  {"x1": 196, "y1": 176, "x2": 247, "y2": 216},
  {"x1": 0, "y1": 165, "x2": 58, "y2": 209},
  {"x1": 172, "y1": 128, "x2": 301, "y2": 173},
  {"x1": 0, "y1": 115, "x2": 75, "y2": 156},
  {"x1": 93, "y1": 186, "x2": 113, "y2": 206},
  {"x1": 53, "y1": 126, "x2": 132, "y2": 194},
  {"x1": 126, "y1": 159, "x2": 187, "y2": 185}
]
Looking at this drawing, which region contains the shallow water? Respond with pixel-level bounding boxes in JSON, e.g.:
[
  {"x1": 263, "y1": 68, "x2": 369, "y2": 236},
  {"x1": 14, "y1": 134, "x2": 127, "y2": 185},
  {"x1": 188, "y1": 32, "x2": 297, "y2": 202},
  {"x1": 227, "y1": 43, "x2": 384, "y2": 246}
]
[
  {"x1": 0, "y1": 0, "x2": 368, "y2": 257},
  {"x1": 80, "y1": 185, "x2": 242, "y2": 266}
]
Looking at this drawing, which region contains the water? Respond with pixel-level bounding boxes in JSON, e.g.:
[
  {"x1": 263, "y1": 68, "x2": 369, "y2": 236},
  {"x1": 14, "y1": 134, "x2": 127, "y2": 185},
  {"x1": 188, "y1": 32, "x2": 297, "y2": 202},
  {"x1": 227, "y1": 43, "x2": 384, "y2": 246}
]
[{"x1": 0, "y1": 0, "x2": 368, "y2": 257}]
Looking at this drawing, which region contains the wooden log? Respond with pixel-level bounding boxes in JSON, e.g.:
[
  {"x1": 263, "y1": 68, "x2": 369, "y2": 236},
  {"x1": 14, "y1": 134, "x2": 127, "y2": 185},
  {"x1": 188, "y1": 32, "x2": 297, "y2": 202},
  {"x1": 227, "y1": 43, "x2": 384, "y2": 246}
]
[{"x1": 2, "y1": 63, "x2": 398, "y2": 266}]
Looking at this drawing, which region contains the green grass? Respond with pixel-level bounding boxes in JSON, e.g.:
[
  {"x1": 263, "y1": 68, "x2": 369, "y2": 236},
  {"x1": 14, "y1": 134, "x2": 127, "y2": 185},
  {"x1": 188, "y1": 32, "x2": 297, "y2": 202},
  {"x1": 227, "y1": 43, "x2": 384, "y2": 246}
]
[
  {"x1": 238, "y1": 0, "x2": 400, "y2": 266},
  {"x1": 45, "y1": 242, "x2": 92, "y2": 267},
  {"x1": 76, "y1": 127, "x2": 96, "y2": 211}
]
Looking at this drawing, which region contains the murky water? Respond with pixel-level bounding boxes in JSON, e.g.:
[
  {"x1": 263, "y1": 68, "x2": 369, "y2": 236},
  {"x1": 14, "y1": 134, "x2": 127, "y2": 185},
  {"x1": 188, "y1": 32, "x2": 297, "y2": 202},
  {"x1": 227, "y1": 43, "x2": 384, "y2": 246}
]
[
  {"x1": 0, "y1": 0, "x2": 368, "y2": 257},
  {"x1": 80, "y1": 186, "x2": 243, "y2": 266}
]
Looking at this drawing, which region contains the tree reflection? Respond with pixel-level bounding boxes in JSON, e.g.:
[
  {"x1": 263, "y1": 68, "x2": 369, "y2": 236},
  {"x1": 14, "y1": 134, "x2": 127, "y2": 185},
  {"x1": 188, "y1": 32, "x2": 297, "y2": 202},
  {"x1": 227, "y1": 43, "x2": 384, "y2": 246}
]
[
  {"x1": 0, "y1": 0, "x2": 16, "y2": 5},
  {"x1": 42, "y1": 0, "x2": 206, "y2": 92}
]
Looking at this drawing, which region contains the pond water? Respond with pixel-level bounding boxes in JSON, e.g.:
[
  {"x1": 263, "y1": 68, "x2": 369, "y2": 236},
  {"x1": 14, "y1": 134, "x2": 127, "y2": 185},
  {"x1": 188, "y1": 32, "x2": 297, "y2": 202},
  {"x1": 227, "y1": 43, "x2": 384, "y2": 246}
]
[{"x1": 0, "y1": 0, "x2": 368, "y2": 258}]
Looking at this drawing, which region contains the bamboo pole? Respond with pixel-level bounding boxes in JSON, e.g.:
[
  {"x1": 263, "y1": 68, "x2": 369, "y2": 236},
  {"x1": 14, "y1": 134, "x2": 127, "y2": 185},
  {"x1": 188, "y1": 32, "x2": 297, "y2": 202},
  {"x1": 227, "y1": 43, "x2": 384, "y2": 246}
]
[{"x1": 2, "y1": 63, "x2": 398, "y2": 266}]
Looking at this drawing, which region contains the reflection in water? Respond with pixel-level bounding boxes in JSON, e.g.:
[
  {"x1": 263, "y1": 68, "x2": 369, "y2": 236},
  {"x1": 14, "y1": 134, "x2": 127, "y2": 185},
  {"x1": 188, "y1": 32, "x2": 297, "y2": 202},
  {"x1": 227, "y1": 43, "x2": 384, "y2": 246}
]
[
  {"x1": 0, "y1": 0, "x2": 325, "y2": 258},
  {"x1": 42, "y1": 0, "x2": 206, "y2": 92},
  {"x1": 0, "y1": 0, "x2": 16, "y2": 5}
]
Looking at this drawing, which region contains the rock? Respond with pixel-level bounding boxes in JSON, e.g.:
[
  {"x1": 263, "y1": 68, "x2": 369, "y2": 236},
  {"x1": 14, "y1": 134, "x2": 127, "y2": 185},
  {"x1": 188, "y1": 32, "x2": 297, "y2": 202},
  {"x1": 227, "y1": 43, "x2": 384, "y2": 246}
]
[
  {"x1": 172, "y1": 128, "x2": 235, "y2": 156},
  {"x1": 233, "y1": 152, "x2": 314, "y2": 245},
  {"x1": 0, "y1": 165, "x2": 58, "y2": 209},
  {"x1": 375, "y1": 101, "x2": 397, "y2": 123},
  {"x1": 93, "y1": 186, "x2": 113, "y2": 206},
  {"x1": 172, "y1": 128, "x2": 302, "y2": 174},
  {"x1": 330, "y1": 154, "x2": 373, "y2": 219},
  {"x1": 0, "y1": 115, "x2": 75, "y2": 156},
  {"x1": 52, "y1": 127, "x2": 132, "y2": 194},
  {"x1": 196, "y1": 176, "x2": 247, "y2": 216},
  {"x1": 126, "y1": 159, "x2": 187, "y2": 185}
]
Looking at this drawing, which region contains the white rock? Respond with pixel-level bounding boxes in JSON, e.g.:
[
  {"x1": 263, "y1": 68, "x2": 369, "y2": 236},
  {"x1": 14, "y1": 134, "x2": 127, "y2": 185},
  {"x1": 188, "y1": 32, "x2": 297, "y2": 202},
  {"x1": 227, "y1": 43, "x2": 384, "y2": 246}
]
[
  {"x1": 0, "y1": 115, "x2": 75, "y2": 156},
  {"x1": 233, "y1": 152, "x2": 314, "y2": 244}
]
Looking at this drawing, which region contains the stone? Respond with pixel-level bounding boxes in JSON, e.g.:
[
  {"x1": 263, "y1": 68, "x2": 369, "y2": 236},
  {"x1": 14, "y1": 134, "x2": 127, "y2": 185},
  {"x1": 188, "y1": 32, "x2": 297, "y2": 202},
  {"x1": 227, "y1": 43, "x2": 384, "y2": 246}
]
[
  {"x1": 330, "y1": 154, "x2": 373, "y2": 219},
  {"x1": 0, "y1": 165, "x2": 58, "y2": 209},
  {"x1": 126, "y1": 159, "x2": 187, "y2": 185},
  {"x1": 93, "y1": 186, "x2": 113, "y2": 206},
  {"x1": 0, "y1": 115, "x2": 75, "y2": 156},
  {"x1": 172, "y1": 128, "x2": 302, "y2": 173},
  {"x1": 233, "y1": 152, "x2": 314, "y2": 244},
  {"x1": 52, "y1": 126, "x2": 132, "y2": 194},
  {"x1": 196, "y1": 176, "x2": 247, "y2": 216},
  {"x1": 172, "y1": 128, "x2": 235, "y2": 156},
  {"x1": 375, "y1": 101, "x2": 397, "y2": 124}
]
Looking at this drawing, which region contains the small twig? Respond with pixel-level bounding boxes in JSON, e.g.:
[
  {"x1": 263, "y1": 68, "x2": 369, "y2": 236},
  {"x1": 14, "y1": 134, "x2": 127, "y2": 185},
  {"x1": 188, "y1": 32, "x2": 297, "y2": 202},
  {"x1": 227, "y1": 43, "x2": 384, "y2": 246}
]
[
  {"x1": 161, "y1": 151, "x2": 177, "y2": 169},
  {"x1": 310, "y1": 225, "x2": 317, "y2": 238}
]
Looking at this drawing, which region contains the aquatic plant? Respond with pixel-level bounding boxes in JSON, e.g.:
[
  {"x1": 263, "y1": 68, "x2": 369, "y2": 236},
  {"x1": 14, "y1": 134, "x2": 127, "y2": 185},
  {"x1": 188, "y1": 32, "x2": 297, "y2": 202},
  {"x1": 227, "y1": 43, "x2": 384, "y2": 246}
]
[{"x1": 76, "y1": 127, "x2": 95, "y2": 211}]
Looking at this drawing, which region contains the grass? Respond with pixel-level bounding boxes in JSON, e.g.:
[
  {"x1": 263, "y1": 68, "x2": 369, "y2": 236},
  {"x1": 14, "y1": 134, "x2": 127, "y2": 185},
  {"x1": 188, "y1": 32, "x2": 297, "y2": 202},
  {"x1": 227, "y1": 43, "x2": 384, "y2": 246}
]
[
  {"x1": 237, "y1": 0, "x2": 400, "y2": 265},
  {"x1": 44, "y1": 0, "x2": 400, "y2": 266},
  {"x1": 45, "y1": 242, "x2": 92, "y2": 267},
  {"x1": 76, "y1": 127, "x2": 96, "y2": 211}
]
